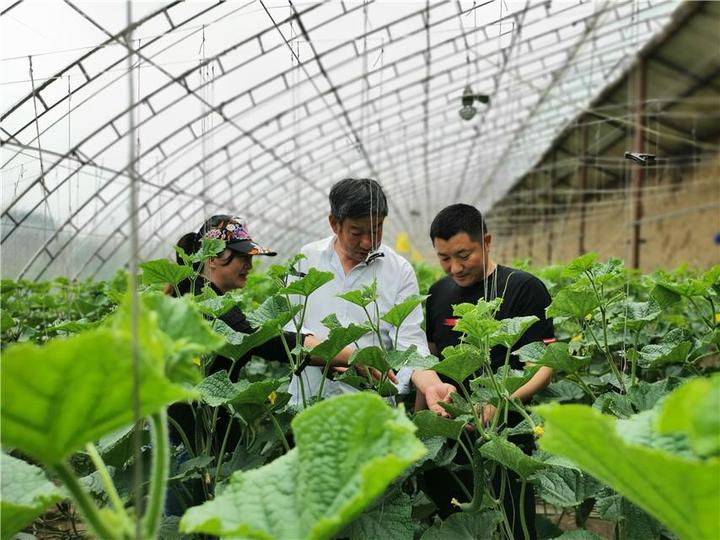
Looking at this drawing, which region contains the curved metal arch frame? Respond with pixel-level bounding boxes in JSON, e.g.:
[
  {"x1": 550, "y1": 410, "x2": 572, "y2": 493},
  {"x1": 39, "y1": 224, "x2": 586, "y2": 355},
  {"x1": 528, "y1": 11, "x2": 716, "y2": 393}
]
[{"x1": 2, "y1": 0, "x2": 683, "y2": 279}]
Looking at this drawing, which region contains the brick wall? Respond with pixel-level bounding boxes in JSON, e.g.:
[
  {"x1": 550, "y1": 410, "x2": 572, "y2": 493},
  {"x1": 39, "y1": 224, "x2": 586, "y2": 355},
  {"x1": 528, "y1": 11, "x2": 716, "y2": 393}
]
[{"x1": 493, "y1": 154, "x2": 720, "y2": 271}]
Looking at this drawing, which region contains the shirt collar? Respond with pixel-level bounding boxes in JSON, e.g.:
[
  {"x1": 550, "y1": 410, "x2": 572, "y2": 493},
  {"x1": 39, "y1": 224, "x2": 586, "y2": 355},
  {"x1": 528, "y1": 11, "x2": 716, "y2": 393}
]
[{"x1": 326, "y1": 235, "x2": 385, "y2": 270}]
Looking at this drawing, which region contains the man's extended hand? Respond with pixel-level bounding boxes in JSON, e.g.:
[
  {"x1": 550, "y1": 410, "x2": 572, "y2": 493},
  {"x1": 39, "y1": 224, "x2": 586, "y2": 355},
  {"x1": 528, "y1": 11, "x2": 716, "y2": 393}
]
[
  {"x1": 424, "y1": 382, "x2": 456, "y2": 417},
  {"x1": 481, "y1": 403, "x2": 497, "y2": 427},
  {"x1": 331, "y1": 365, "x2": 398, "y2": 384}
]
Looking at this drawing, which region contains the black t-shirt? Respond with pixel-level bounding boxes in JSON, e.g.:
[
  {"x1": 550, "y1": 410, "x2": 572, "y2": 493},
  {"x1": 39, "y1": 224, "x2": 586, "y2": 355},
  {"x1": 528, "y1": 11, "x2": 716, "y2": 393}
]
[{"x1": 426, "y1": 265, "x2": 554, "y2": 380}]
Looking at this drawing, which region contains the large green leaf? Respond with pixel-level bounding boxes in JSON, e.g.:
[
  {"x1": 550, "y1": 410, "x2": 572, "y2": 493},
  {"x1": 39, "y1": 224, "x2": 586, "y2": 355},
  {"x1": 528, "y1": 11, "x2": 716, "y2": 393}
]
[
  {"x1": 471, "y1": 366, "x2": 533, "y2": 396},
  {"x1": 488, "y1": 315, "x2": 539, "y2": 349},
  {"x1": 420, "y1": 510, "x2": 502, "y2": 540},
  {"x1": 386, "y1": 346, "x2": 438, "y2": 371},
  {"x1": 516, "y1": 342, "x2": 588, "y2": 374},
  {"x1": 1, "y1": 329, "x2": 195, "y2": 464},
  {"x1": 540, "y1": 380, "x2": 585, "y2": 402},
  {"x1": 561, "y1": 253, "x2": 598, "y2": 279},
  {"x1": 452, "y1": 303, "x2": 502, "y2": 345},
  {"x1": 97, "y1": 423, "x2": 151, "y2": 469},
  {"x1": 182, "y1": 238, "x2": 225, "y2": 263},
  {"x1": 0, "y1": 453, "x2": 64, "y2": 540},
  {"x1": 655, "y1": 269, "x2": 719, "y2": 299},
  {"x1": 530, "y1": 464, "x2": 600, "y2": 508},
  {"x1": 550, "y1": 532, "x2": 604, "y2": 540},
  {"x1": 348, "y1": 346, "x2": 391, "y2": 372},
  {"x1": 380, "y1": 294, "x2": 428, "y2": 329},
  {"x1": 650, "y1": 283, "x2": 682, "y2": 309},
  {"x1": 307, "y1": 322, "x2": 370, "y2": 362},
  {"x1": 535, "y1": 403, "x2": 720, "y2": 540},
  {"x1": 197, "y1": 371, "x2": 282, "y2": 408},
  {"x1": 338, "y1": 281, "x2": 377, "y2": 308},
  {"x1": 546, "y1": 289, "x2": 599, "y2": 320},
  {"x1": 197, "y1": 293, "x2": 237, "y2": 318},
  {"x1": 213, "y1": 319, "x2": 277, "y2": 361},
  {"x1": 341, "y1": 489, "x2": 413, "y2": 540},
  {"x1": 245, "y1": 295, "x2": 296, "y2": 328},
  {"x1": 277, "y1": 268, "x2": 334, "y2": 297},
  {"x1": 590, "y1": 257, "x2": 624, "y2": 286},
  {"x1": 627, "y1": 380, "x2": 670, "y2": 412},
  {"x1": 413, "y1": 410, "x2": 466, "y2": 441},
  {"x1": 657, "y1": 375, "x2": 720, "y2": 458},
  {"x1": 213, "y1": 298, "x2": 300, "y2": 361},
  {"x1": 479, "y1": 437, "x2": 545, "y2": 480},
  {"x1": 613, "y1": 300, "x2": 662, "y2": 332},
  {"x1": 142, "y1": 293, "x2": 225, "y2": 382},
  {"x1": 637, "y1": 329, "x2": 693, "y2": 368},
  {"x1": 616, "y1": 409, "x2": 694, "y2": 458},
  {"x1": 432, "y1": 343, "x2": 487, "y2": 385},
  {"x1": 140, "y1": 259, "x2": 193, "y2": 287},
  {"x1": 180, "y1": 393, "x2": 426, "y2": 539}
]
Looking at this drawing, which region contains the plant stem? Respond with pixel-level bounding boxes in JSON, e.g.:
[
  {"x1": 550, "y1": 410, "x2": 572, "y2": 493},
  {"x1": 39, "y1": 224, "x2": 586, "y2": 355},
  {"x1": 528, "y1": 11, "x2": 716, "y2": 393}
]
[
  {"x1": 631, "y1": 331, "x2": 640, "y2": 386},
  {"x1": 519, "y1": 479, "x2": 530, "y2": 540},
  {"x1": 457, "y1": 447, "x2": 486, "y2": 513},
  {"x1": 586, "y1": 272, "x2": 625, "y2": 392},
  {"x1": 459, "y1": 382, "x2": 485, "y2": 438},
  {"x1": 280, "y1": 331, "x2": 307, "y2": 406},
  {"x1": 213, "y1": 409, "x2": 235, "y2": 487},
  {"x1": 85, "y1": 443, "x2": 127, "y2": 519},
  {"x1": 203, "y1": 406, "x2": 220, "y2": 455},
  {"x1": 167, "y1": 416, "x2": 196, "y2": 458},
  {"x1": 362, "y1": 305, "x2": 384, "y2": 347},
  {"x1": 51, "y1": 462, "x2": 121, "y2": 540},
  {"x1": 265, "y1": 404, "x2": 291, "y2": 453},
  {"x1": 278, "y1": 328, "x2": 296, "y2": 371},
  {"x1": 689, "y1": 297, "x2": 714, "y2": 331},
  {"x1": 571, "y1": 374, "x2": 597, "y2": 401},
  {"x1": 144, "y1": 409, "x2": 169, "y2": 539},
  {"x1": 586, "y1": 322, "x2": 625, "y2": 392},
  {"x1": 448, "y1": 469, "x2": 473, "y2": 500},
  {"x1": 707, "y1": 296, "x2": 717, "y2": 327}
]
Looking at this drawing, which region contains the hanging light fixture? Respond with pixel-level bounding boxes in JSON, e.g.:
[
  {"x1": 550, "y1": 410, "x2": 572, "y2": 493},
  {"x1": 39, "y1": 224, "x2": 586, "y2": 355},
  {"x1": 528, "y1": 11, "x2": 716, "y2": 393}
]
[{"x1": 459, "y1": 85, "x2": 490, "y2": 121}]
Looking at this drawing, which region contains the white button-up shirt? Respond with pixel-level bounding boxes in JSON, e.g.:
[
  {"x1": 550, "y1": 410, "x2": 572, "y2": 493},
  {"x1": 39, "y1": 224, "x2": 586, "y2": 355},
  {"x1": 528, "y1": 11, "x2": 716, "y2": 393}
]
[{"x1": 287, "y1": 235, "x2": 430, "y2": 404}]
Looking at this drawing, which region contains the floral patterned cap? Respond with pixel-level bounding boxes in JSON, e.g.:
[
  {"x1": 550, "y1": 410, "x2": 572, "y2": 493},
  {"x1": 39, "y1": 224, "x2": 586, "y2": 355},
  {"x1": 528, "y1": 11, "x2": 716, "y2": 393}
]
[{"x1": 199, "y1": 215, "x2": 277, "y2": 256}]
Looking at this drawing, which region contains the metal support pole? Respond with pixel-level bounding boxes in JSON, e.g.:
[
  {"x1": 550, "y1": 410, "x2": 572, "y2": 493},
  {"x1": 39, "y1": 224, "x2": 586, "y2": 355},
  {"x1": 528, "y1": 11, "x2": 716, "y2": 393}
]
[
  {"x1": 528, "y1": 174, "x2": 535, "y2": 261},
  {"x1": 630, "y1": 57, "x2": 647, "y2": 269},
  {"x1": 546, "y1": 151, "x2": 555, "y2": 264},
  {"x1": 578, "y1": 117, "x2": 588, "y2": 255}
]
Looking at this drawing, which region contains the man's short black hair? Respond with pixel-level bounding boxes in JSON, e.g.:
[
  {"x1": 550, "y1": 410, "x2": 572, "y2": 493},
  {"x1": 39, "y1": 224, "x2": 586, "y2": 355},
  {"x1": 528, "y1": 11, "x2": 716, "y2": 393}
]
[
  {"x1": 329, "y1": 178, "x2": 388, "y2": 221},
  {"x1": 429, "y1": 203, "x2": 489, "y2": 243}
]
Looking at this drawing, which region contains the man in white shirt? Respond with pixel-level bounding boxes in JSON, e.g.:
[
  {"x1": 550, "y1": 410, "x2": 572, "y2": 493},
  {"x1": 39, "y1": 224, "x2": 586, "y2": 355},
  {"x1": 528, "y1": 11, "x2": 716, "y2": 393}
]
[{"x1": 288, "y1": 178, "x2": 454, "y2": 410}]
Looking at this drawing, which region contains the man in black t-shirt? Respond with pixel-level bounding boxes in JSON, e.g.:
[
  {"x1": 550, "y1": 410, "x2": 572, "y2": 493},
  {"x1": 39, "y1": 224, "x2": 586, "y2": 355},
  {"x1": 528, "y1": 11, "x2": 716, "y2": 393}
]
[{"x1": 424, "y1": 203, "x2": 554, "y2": 539}]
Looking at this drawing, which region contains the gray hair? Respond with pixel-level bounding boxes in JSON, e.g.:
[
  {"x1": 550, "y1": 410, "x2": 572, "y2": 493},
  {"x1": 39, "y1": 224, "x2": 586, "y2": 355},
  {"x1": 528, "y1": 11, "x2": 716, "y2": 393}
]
[{"x1": 329, "y1": 178, "x2": 388, "y2": 221}]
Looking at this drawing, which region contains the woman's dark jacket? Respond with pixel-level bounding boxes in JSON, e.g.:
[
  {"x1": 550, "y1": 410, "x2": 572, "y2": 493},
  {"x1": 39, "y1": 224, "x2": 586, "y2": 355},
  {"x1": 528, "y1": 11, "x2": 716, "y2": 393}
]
[{"x1": 168, "y1": 276, "x2": 300, "y2": 453}]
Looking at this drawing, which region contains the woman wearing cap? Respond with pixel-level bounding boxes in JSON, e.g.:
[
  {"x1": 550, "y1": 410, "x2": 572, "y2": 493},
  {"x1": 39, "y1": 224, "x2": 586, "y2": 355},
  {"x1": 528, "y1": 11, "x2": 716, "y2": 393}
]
[
  {"x1": 170, "y1": 215, "x2": 322, "y2": 379},
  {"x1": 166, "y1": 216, "x2": 324, "y2": 469}
]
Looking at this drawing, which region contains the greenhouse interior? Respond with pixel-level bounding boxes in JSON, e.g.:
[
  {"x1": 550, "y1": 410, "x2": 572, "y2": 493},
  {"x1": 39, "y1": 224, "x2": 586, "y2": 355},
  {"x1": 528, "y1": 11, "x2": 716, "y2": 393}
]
[{"x1": 1, "y1": 0, "x2": 718, "y2": 539}]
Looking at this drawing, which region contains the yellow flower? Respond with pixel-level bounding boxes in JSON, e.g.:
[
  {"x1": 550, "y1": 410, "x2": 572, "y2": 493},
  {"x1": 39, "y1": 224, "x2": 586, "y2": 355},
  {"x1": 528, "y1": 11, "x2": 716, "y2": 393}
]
[
  {"x1": 571, "y1": 333, "x2": 583, "y2": 342},
  {"x1": 268, "y1": 391, "x2": 278, "y2": 405},
  {"x1": 192, "y1": 357, "x2": 201, "y2": 366},
  {"x1": 584, "y1": 313, "x2": 593, "y2": 321},
  {"x1": 533, "y1": 425, "x2": 545, "y2": 438},
  {"x1": 715, "y1": 313, "x2": 720, "y2": 324}
]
